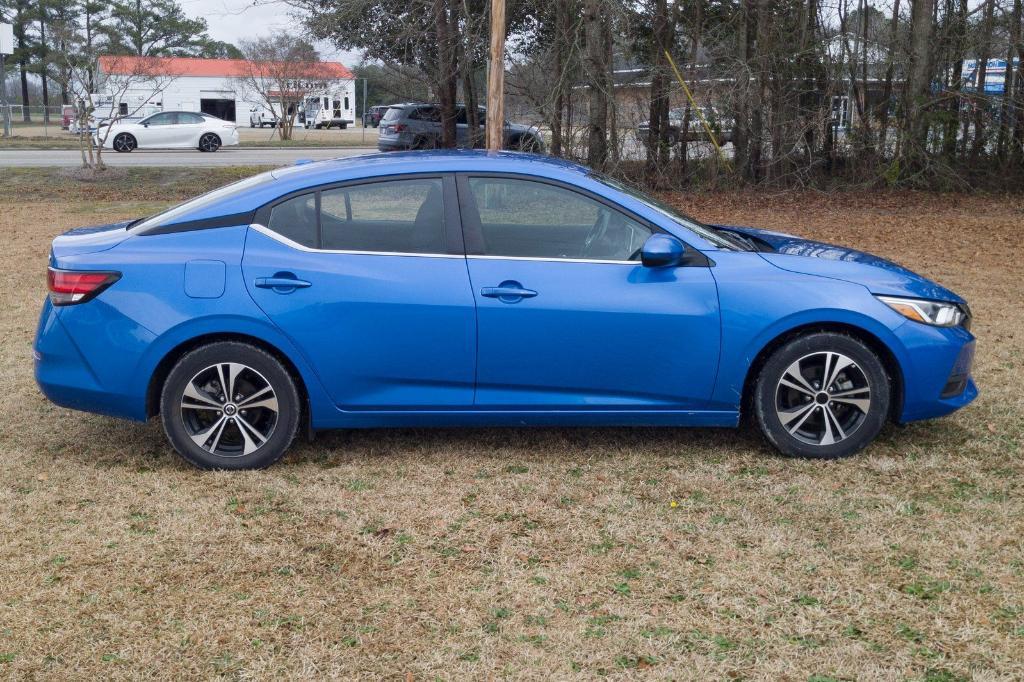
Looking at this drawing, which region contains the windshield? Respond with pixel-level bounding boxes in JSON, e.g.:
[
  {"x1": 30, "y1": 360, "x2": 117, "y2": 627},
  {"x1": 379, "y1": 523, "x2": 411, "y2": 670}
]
[
  {"x1": 129, "y1": 172, "x2": 277, "y2": 233},
  {"x1": 591, "y1": 173, "x2": 750, "y2": 250}
]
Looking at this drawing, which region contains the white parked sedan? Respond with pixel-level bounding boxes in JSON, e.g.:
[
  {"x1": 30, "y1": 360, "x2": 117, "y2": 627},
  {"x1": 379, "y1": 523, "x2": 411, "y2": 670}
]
[{"x1": 98, "y1": 111, "x2": 240, "y2": 153}]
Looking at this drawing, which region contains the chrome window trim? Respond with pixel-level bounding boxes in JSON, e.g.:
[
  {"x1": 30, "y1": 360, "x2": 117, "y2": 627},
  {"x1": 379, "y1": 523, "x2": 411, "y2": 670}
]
[
  {"x1": 467, "y1": 254, "x2": 639, "y2": 265},
  {"x1": 251, "y1": 223, "x2": 641, "y2": 265},
  {"x1": 249, "y1": 223, "x2": 462, "y2": 259}
]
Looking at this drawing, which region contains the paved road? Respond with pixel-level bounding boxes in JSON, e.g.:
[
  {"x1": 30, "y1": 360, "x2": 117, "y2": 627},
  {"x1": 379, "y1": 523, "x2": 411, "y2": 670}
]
[{"x1": 0, "y1": 147, "x2": 378, "y2": 168}]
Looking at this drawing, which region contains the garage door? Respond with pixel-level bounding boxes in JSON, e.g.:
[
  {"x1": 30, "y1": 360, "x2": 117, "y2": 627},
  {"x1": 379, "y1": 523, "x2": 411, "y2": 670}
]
[{"x1": 201, "y1": 98, "x2": 236, "y2": 122}]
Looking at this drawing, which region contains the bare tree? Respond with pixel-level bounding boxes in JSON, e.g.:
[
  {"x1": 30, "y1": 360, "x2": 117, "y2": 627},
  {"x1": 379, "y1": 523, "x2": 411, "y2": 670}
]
[
  {"x1": 53, "y1": 50, "x2": 176, "y2": 171},
  {"x1": 234, "y1": 34, "x2": 325, "y2": 141}
]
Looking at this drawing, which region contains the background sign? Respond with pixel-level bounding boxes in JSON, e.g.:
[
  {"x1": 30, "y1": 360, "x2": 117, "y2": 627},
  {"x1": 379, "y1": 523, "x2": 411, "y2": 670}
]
[{"x1": 0, "y1": 23, "x2": 14, "y2": 55}]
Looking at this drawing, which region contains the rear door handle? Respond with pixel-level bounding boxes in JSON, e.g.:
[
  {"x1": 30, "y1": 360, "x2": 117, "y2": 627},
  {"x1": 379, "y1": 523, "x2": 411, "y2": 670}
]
[
  {"x1": 480, "y1": 280, "x2": 537, "y2": 303},
  {"x1": 254, "y1": 274, "x2": 312, "y2": 293}
]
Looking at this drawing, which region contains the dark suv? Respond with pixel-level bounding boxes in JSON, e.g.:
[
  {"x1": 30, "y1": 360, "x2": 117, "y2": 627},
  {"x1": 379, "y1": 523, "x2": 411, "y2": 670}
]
[
  {"x1": 377, "y1": 103, "x2": 545, "y2": 152},
  {"x1": 362, "y1": 105, "x2": 390, "y2": 128}
]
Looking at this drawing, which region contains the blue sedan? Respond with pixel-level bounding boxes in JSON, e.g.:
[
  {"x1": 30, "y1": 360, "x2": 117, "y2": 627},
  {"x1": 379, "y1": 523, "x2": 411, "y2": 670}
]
[{"x1": 35, "y1": 151, "x2": 977, "y2": 469}]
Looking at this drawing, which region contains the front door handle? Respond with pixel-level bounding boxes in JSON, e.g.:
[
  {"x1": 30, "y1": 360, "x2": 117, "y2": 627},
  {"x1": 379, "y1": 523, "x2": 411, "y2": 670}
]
[
  {"x1": 480, "y1": 280, "x2": 538, "y2": 303},
  {"x1": 254, "y1": 273, "x2": 312, "y2": 294}
]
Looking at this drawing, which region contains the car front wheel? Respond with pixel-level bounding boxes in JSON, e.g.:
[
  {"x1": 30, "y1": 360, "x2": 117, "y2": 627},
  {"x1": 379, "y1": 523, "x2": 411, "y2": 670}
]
[
  {"x1": 160, "y1": 342, "x2": 301, "y2": 469},
  {"x1": 753, "y1": 332, "x2": 891, "y2": 459}
]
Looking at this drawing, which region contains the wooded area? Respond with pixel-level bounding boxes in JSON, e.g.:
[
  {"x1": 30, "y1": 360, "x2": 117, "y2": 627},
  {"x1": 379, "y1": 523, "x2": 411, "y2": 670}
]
[
  {"x1": 305, "y1": 0, "x2": 1024, "y2": 189},
  {"x1": 3, "y1": 0, "x2": 1022, "y2": 189}
]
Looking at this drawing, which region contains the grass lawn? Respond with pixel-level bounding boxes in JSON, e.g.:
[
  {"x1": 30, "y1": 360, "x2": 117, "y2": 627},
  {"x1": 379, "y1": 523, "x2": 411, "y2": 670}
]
[{"x1": 0, "y1": 168, "x2": 1020, "y2": 679}]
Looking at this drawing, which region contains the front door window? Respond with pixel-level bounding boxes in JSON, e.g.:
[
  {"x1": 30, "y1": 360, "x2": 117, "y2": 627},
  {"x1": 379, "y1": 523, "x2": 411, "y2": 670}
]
[{"x1": 464, "y1": 177, "x2": 652, "y2": 261}]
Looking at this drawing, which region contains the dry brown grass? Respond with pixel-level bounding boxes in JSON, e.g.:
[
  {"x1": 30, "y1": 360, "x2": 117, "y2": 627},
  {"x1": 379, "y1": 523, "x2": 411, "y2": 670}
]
[{"x1": 0, "y1": 173, "x2": 1021, "y2": 680}]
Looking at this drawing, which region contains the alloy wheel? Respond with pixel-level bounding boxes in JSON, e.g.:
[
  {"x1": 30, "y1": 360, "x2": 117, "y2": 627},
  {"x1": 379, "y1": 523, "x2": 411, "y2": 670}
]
[
  {"x1": 180, "y1": 362, "x2": 279, "y2": 458},
  {"x1": 113, "y1": 134, "x2": 135, "y2": 152},
  {"x1": 774, "y1": 351, "x2": 872, "y2": 446},
  {"x1": 199, "y1": 134, "x2": 220, "y2": 152}
]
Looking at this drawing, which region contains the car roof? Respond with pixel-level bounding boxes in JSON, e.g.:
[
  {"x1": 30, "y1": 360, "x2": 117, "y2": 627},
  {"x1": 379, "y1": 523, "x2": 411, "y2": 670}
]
[{"x1": 268, "y1": 150, "x2": 586, "y2": 188}]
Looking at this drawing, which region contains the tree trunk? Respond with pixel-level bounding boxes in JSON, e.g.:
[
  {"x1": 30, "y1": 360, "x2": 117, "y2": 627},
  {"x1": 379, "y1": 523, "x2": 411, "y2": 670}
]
[
  {"x1": 878, "y1": 0, "x2": 900, "y2": 156},
  {"x1": 733, "y1": 0, "x2": 752, "y2": 175},
  {"x1": 550, "y1": 0, "x2": 572, "y2": 157},
  {"x1": 969, "y1": 0, "x2": 995, "y2": 159},
  {"x1": 997, "y1": 0, "x2": 1020, "y2": 162},
  {"x1": 14, "y1": 0, "x2": 31, "y2": 122},
  {"x1": 645, "y1": 0, "x2": 670, "y2": 182},
  {"x1": 1013, "y1": 0, "x2": 1024, "y2": 164},
  {"x1": 900, "y1": 0, "x2": 936, "y2": 173},
  {"x1": 463, "y1": 60, "x2": 479, "y2": 148},
  {"x1": 39, "y1": 16, "x2": 51, "y2": 124},
  {"x1": 748, "y1": 0, "x2": 768, "y2": 180},
  {"x1": 605, "y1": 12, "x2": 618, "y2": 167},
  {"x1": 434, "y1": 0, "x2": 457, "y2": 148},
  {"x1": 677, "y1": 0, "x2": 702, "y2": 173},
  {"x1": 583, "y1": 0, "x2": 608, "y2": 170}
]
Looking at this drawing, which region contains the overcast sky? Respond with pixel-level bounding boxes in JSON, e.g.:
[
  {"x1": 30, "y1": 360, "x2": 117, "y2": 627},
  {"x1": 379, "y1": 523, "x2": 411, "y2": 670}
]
[{"x1": 178, "y1": 0, "x2": 364, "y2": 66}]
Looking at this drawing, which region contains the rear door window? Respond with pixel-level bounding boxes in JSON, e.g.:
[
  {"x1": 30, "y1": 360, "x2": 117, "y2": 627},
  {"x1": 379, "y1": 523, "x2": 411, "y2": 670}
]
[
  {"x1": 319, "y1": 178, "x2": 446, "y2": 254},
  {"x1": 267, "y1": 193, "x2": 318, "y2": 248},
  {"x1": 410, "y1": 107, "x2": 441, "y2": 122}
]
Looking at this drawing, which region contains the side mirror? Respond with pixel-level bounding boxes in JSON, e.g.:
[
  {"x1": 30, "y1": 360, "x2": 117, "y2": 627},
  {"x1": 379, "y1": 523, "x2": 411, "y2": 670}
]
[{"x1": 641, "y1": 234, "x2": 686, "y2": 268}]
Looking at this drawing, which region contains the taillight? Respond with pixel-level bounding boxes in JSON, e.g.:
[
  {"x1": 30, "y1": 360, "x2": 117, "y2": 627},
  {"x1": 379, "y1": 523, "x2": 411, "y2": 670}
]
[
  {"x1": 393, "y1": 124, "x2": 406, "y2": 132},
  {"x1": 47, "y1": 267, "x2": 121, "y2": 306}
]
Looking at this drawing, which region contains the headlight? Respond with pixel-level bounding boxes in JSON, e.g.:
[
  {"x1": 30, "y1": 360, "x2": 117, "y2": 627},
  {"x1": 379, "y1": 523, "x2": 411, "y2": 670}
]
[{"x1": 876, "y1": 295, "x2": 970, "y2": 329}]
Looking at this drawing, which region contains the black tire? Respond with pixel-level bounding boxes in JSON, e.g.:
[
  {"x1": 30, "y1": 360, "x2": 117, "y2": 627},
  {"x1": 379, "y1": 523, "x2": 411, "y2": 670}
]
[
  {"x1": 160, "y1": 342, "x2": 301, "y2": 470},
  {"x1": 198, "y1": 133, "x2": 221, "y2": 152},
  {"x1": 112, "y1": 132, "x2": 136, "y2": 153},
  {"x1": 753, "y1": 332, "x2": 890, "y2": 460}
]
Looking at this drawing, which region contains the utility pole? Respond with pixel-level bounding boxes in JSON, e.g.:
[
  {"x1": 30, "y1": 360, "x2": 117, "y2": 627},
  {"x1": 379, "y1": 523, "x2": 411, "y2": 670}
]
[{"x1": 486, "y1": 0, "x2": 505, "y2": 151}]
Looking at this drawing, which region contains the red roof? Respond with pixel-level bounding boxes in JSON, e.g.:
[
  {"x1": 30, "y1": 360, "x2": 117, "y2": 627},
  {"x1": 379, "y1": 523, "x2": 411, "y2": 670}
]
[{"x1": 97, "y1": 55, "x2": 353, "y2": 80}]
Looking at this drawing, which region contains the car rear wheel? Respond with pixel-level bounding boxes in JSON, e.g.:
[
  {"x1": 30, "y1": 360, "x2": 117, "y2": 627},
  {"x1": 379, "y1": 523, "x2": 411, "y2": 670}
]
[
  {"x1": 198, "y1": 133, "x2": 221, "y2": 152},
  {"x1": 112, "y1": 133, "x2": 136, "y2": 153},
  {"x1": 160, "y1": 342, "x2": 301, "y2": 470},
  {"x1": 753, "y1": 333, "x2": 890, "y2": 459}
]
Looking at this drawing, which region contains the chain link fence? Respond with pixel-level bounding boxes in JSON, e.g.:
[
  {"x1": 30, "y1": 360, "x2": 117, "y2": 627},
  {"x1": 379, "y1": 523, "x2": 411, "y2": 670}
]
[{"x1": 1, "y1": 105, "x2": 74, "y2": 137}]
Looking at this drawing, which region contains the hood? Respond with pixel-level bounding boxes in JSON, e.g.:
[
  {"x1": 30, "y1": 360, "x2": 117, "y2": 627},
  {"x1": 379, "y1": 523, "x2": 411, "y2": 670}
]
[
  {"x1": 715, "y1": 224, "x2": 964, "y2": 304},
  {"x1": 50, "y1": 220, "x2": 135, "y2": 262}
]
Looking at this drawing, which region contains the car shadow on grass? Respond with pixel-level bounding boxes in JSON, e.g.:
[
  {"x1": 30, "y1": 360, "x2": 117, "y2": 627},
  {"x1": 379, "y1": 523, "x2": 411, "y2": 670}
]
[{"x1": 39, "y1": 405, "x2": 976, "y2": 471}]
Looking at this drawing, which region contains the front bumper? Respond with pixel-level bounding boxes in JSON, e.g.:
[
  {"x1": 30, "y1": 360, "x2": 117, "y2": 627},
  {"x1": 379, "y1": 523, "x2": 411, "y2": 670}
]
[{"x1": 894, "y1": 320, "x2": 977, "y2": 422}]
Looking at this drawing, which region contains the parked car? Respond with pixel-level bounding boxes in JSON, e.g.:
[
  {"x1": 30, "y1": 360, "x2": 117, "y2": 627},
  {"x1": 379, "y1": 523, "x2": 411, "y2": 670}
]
[
  {"x1": 35, "y1": 151, "x2": 976, "y2": 470},
  {"x1": 362, "y1": 105, "x2": 390, "y2": 128},
  {"x1": 377, "y1": 103, "x2": 544, "y2": 152},
  {"x1": 98, "y1": 111, "x2": 239, "y2": 152},
  {"x1": 249, "y1": 107, "x2": 281, "y2": 128},
  {"x1": 638, "y1": 106, "x2": 735, "y2": 145}
]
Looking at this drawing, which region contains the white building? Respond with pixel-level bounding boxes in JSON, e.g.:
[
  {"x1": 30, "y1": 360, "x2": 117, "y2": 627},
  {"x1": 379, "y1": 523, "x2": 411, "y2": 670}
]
[{"x1": 95, "y1": 55, "x2": 356, "y2": 127}]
